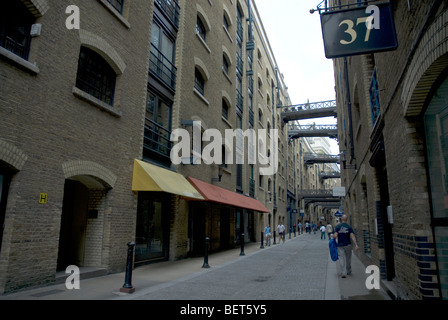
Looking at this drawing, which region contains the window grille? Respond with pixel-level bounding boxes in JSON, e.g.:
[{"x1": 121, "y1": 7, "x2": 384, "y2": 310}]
[{"x1": 76, "y1": 47, "x2": 116, "y2": 106}]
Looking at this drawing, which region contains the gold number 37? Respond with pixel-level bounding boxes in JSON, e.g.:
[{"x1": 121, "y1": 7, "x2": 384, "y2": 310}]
[{"x1": 339, "y1": 17, "x2": 373, "y2": 45}]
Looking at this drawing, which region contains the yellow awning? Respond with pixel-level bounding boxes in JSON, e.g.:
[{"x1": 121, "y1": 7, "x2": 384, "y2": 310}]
[{"x1": 132, "y1": 159, "x2": 204, "y2": 200}]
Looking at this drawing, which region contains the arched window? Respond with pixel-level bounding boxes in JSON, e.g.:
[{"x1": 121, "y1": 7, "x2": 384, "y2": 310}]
[
  {"x1": 76, "y1": 47, "x2": 117, "y2": 106},
  {"x1": 222, "y1": 98, "x2": 229, "y2": 120},
  {"x1": 0, "y1": 1, "x2": 35, "y2": 60},
  {"x1": 196, "y1": 16, "x2": 206, "y2": 42},
  {"x1": 194, "y1": 68, "x2": 205, "y2": 95}
]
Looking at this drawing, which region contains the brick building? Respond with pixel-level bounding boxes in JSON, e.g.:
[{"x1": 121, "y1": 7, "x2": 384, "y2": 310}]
[
  {"x1": 0, "y1": 0, "x2": 338, "y2": 294},
  {"x1": 0, "y1": 0, "x2": 155, "y2": 293},
  {"x1": 331, "y1": 0, "x2": 448, "y2": 299}
]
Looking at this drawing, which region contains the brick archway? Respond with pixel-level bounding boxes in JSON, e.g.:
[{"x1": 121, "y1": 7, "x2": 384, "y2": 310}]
[
  {"x1": 62, "y1": 160, "x2": 117, "y2": 189},
  {"x1": 402, "y1": 11, "x2": 448, "y2": 117}
]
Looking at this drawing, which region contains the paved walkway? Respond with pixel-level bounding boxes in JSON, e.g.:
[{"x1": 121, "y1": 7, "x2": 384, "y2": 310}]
[{"x1": 0, "y1": 232, "x2": 390, "y2": 301}]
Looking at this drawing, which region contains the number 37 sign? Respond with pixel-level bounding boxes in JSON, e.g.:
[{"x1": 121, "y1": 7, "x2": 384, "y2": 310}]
[{"x1": 320, "y1": 3, "x2": 398, "y2": 59}]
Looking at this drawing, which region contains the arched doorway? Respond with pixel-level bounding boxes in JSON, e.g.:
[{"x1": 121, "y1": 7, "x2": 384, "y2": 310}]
[
  {"x1": 424, "y1": 74, "x2": 448, "y2": 299},
  {"x1": 57, "y1": 175, "x2": 110, "y2": 271}
]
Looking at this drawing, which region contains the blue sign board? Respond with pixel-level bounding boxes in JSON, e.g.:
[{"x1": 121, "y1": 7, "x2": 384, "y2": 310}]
[
  {"x1": 321, "y1": 3, "x2": 398, "y2": 58},
  {"x1": 335, "y1": 211, "x2": 344, "y2": 218}
]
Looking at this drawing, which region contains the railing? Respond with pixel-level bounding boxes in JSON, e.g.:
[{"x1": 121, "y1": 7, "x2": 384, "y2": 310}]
[
  {"x1": 236, "y1": 89, "x2": 244, "y2": 113},
  {"x1": 155, "y1": 0, "x2": 180, "y2": 28},
  {"x1": 249, "y1": 179, "x2": 255, "y2": 198},
  {"x1": 249, "y1": 109, "x2": 254, "y2": 127},
  {"x1": 280, "y1": 100, "x2": 336, "y2": 111},
  {"x1": 303, "y1": 153, "x2": 340, "y2": 165},
  {"x1": 0, "y1": 35, "x2": 30, "y2": 60},
  {"x1": 297, "y1": 189, "x2": 334, "y2": 198},
  {"x1": 289, "y1": 124, "x2": 338, "y2": 131},
  {"x1": 143, "y1": 118, "x2": 172, "y2": 159},
  {"x1": 149, "y1": 44, "x2": 177, "y2": 91}
]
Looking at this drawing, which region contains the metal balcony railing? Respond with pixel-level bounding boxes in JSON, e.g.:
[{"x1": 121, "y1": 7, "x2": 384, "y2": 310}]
[
  {"x1": 236, "y1": 89, "x2": 244, "y2": 113},
  {"x1": 249, "y1": 179, "x2": 255, "y2": 198},
  {"x1": 155, "y1": 0, "x2": 180, "y2": 29},
  {"x1": 143, "y1": 118, "x2": 172, "y2": 160},
  {"x1": 303, "y1": 153, "x2": 340, "y2": 165},
  {"x1": 149, "y1": 44, "x2": 177, "y2": 91}
]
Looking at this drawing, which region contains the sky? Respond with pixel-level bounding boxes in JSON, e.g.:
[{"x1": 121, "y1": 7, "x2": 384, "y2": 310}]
[{"x1": 254, "y1": 0, "x2": 339, "y2": 154}]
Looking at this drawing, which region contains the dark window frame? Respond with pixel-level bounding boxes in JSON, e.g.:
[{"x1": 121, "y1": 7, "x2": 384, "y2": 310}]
[
  {"x1": 76, "y1": 47, "x2": 117, "y2": 106},
  {"x1": 196, "y1": 16, "x2": 206, "y2": 42},
  {"x1": 0, "y1": 1, "x2": 34, "y2": 60},
  {"x1": 107, "y1": 0, "x2": 124, "y2": 14},
  {"x1": 194, "y1": 68, "x2": 205, "y2": 96}
]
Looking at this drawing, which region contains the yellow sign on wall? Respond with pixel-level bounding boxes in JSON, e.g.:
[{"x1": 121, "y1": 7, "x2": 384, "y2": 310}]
[{"x1": 39, "y1": 193, "x2": 48, "y2": 204}]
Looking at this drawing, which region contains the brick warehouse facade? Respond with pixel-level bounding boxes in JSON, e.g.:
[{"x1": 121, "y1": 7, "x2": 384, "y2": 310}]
[
  {"x1": 0, "y1": 0, "x2": 339, "y2": 294},
  {"x1": 332, "y1": 0, "x2": 448, "y2": 299},
  {"x1": 0, "y1": 0, "x2": 154, "y2": 293}
]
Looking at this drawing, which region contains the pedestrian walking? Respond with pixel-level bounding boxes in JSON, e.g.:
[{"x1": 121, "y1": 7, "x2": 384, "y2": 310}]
[
  {"x1": 264, "y1": 224, "x2": 271, "y2": 246},
  {"x1": 320, "y1": 224, "x2": 326, "y2": 240},
  {"x1": 331, "y1": 215, "x2": 359, "y2": 278},
  {"x1": 312, "y1": 222, "x2": 317, "y2": 234},
  {"x1": 305, "y1": 221, "x2": 310, "y2": 234},
  {"x1": 277, "y1": 222, "x2": 285, "y2": 243},
  {"x1": 326, "y1": 222, "x2": 333, "y2": 239},
  {"x1": 298, "y1": 222, "x2": 302, "y2": 234}
]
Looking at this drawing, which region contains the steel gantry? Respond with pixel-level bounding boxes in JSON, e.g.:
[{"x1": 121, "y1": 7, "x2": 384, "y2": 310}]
[
  {"x1": 288, "y1": 123, "x2": 338, "y2": 139},
  {"x1": 281, "y1": 100, "x2": 337, "y2": 122}
]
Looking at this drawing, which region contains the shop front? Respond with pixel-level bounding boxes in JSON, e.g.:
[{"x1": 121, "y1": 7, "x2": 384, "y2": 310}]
[
  {"x1": 187, "y1": 177, "x2": 269, "y2": 255},
  {"x1": 132, "y1": 160, "x2": 204, "y2": 265}
]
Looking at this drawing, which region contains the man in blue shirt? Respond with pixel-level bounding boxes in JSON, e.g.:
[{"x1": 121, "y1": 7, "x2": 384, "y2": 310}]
[{"x1": 332, "y1": 215, "x2": 359, "y2": 278}]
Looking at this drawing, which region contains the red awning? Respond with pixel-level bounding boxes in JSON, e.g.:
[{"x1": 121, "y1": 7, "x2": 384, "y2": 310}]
[{"x1": 187, "y1": 177, "x2": 270, "y2": 213}]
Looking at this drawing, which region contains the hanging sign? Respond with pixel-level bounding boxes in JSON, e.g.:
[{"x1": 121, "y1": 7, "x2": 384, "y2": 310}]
[{"x1": 320, "y1": 3, "x2": 398, "y2": 59}]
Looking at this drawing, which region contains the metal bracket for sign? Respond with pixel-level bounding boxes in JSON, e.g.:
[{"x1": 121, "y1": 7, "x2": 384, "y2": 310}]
[{"x1": 310, "y1": 0, "x2": 387, "y2": 15}]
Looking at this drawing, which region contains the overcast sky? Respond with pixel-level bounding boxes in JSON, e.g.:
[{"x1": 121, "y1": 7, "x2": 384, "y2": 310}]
[{"x1": 254, "y1": 0, "x2": 339, "y2": 153}]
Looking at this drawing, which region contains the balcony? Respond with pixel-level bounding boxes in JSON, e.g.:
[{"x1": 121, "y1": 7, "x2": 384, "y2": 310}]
[
  {"x1": 249, "y1": 178, "x2": 255, "y2": 198},
  {"x1": 143, "y1": 118, "x2": 172, "y2": 163},
  {"x1": 236, "y1": 89, "x2": 244, "y2": 113},
  {"x1": 149, "y1": 44, "x2": 177, "y2": 92},
  {"x1": 155, "y1": 0, "x2": 180, "y2": 29}
]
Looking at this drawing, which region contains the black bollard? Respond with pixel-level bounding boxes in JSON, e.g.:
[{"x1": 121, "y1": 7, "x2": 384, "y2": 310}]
[
  {"x1": 273, "y1": 230, "x2": 276, "y2": 245},
  {"x1": 260, "y1": 231, "x2": 264, "y2": 249},
  {"x1": 240, "y1": 233, "x2": 245, "y2": 256},
  {"x1": 120, "y1": 242, "x2": 136, "y2": 294},
  {"x1": 202, "y1": 237, "x2": 210, "y2": 268}
]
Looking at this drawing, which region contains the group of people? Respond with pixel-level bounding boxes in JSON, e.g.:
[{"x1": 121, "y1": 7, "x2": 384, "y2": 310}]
[
  {"x1": 264, "y1": 222, "x2": 286, "y2": 246},
  {"x1": 264, "y1": 215, "x2": 359, "y2": 279}
]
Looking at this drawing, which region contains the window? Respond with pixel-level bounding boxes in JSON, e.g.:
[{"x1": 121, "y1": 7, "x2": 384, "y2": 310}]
[
  {"x1": 150, "y1": 21, "x2": 177, "y2": 90},
  {"x1": 143, "y1": 91, "x2": 173, "y2": 162},
  {"x1": 76, "y1": 47, "x2": 117, "y2": 106},
  {"x1": 196, "y1": 17, "x2": 206, "y2": 42},
  {"x1": 223, "y1": 15, "x2": 230, "y2": 31},
  {"x1": 223, "y1": 55, "x2": 229, "y2": 75},
  {"x1": 107, "y1": 0, "x2": 124, "y2": 13},
  {"x1": 0, "y1": 1, "x2": 34, "y2": 60},
  {"x1": 222, "y1": 99, "x2": 229, "y2": 120},
  {"x1": 194, "y1": 68, "x2": 205, "y2": 95},
  {"x1": 369, "y1": 67, "x2": 380, "y2": 126}
]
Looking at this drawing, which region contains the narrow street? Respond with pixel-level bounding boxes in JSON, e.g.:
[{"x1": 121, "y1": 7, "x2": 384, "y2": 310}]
[{"x1": 120, "y1": 233, "x2": 389, "y2": 301}]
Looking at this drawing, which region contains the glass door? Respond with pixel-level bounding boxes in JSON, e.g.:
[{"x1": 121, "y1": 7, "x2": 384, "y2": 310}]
[{"x1": 135, "y1": 192, "x2": 170, "y2": 264}]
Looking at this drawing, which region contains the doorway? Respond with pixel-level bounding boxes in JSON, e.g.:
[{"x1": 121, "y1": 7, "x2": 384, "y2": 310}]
[
  {"x1": 57, "y1": 180, "x2": 89, "y2": 271},
  {"x1": 424, "y1": 75, "x2": 448, "y2": 299},
  {"x1": 188, "y1": 202, "x2": 206, "y2": 256},
  {"x1": 377, "y1": 165, "x2": 395, "y2": 281},
  {"x1": 135, "y1": 192, "x2": 170, "y2": 264},
  {"x1": 0, "y1": 165, "x2": 12, "y2": 255}
]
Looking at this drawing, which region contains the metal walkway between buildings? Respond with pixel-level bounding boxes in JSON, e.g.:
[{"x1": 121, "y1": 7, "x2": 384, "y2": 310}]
[{"x1": 281, "y1": 100, "x2": 337, "y2": 122}]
